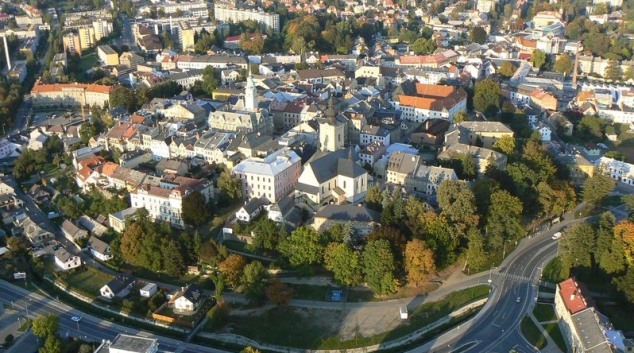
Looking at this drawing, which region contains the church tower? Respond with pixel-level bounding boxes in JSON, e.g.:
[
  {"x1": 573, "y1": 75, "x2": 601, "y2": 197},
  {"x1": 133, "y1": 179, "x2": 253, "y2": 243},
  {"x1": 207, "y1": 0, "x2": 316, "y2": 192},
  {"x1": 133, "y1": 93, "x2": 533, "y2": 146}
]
[
  {"x1": 245, "y1": 65, "x2": 258, "y2": 112},
  {"x1": 319, "y1": 94, "x2": 345, "y2": 152}
]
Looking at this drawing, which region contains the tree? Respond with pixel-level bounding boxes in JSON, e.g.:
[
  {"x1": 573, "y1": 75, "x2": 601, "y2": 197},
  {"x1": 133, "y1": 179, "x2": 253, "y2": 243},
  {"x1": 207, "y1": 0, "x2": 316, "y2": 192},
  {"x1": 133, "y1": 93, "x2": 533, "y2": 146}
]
[
  {"x1": 453, "y1": 111, "x2": 467, "y2": 124},
  {"x1": 466, "y1": 229, "x2": 488, "y2": 271},
  {"x1": 615, "y1": 267, "x2": 634, "y2": 303},
  {"x1": 162, "y1": 240, "x2": 186, "y2": 277},
  {"x1": 201, "y1": 66, "x2": 219, "y2": 96},
  {"x1": 554, "y1": 53, "x2": 574, "y2": 75},
  {"x1": 365, "y1": 184, "x2": 383, "y2": 211},
  {"x1": 404, "y1": 239, "x2": 436, "y2": 286},
  {"x1": 604, "y1": 60, "x2": 623, "y2": 81},
  {"x1": 412, "y1": 37, "x2": 436, "y2": 55},
  {"x1": 39, "y1": 335, "x2": 62, "y2": 353},
  {"x1": 498, "y1": 61, "x2": 516, "y2": 78},
  {"x1": 109, "y1": 86, "x2": 137, "y2": 112},
  {"x1": 530, "y1": 49, "x2": 547, "y2": 70},
  {"x1": 265, "y1": 279, "x2": 295, "y2": 307},
  {"x1": 604, "y1": 151, "x2": 625, "y2": 161},
  {"x1": 32, "y1": 313, "x2": 60, "y2": 338},
  {"x1": 326, "y1": 223, "x2": 354, "y2": 245},
  {"x1": 578, "y1": 115, "x2": 605, "y2": 141},
  {"x1": 486, "y1": 190, "x2": 525, "y2": 249},
  {"x1": 199, "y1": 239, "x2": 227, "y2": 266},
  {"x1": 217, "y1": 170, "x2": 242, "y2": 205},
  {"x1": 582, "y1": 172, "x2": 615, "y2": 204},
  {"x1": 219, "y1": 254, "x2": 248, "y2": 288},
  {"x1": 559, "y1": 223, "x2": 596, "y2": 269},
  {"x1": 493, "y1": 135, "x2": 516, "y2": 155},
  {"x1": 625, "y1": 66, "x2": 634, "y2": 82},
  {"x1": 437, "y1": 180, "x2": 478, "y2": 237},
  {"x1": 182, "y1": 190, "x2": 211, "y2": 227},
  {"x1": 4, "y1": 334, "x2": 14, "y2": 346},
  {"x1": 469, "y1": 26, "x2": 487, "y2": 44},
  {"x1": 323, "y1": 242, "x2": 363, "y2": 286},
  {"x1": 241, "y1": 260, "x2": 269, "y2": 303},
  {"x1": 614, "y1": 221, "x2": 634, "y2": 265},
  {"x1": 278, "y1": 226, "x2": 325, "y2": 269},
  {"x1": 474, "y1": 78, "x2": 502, "y2": 117},
  {"x1": 363, "y1": 239, "x2": 398, "y2": 295},
  {"x1": 251, "y1": 218, "x2": 283, "y2": 252},
  {"x1": 241, "y1": 348, "x2": 263, "y2": 353}
]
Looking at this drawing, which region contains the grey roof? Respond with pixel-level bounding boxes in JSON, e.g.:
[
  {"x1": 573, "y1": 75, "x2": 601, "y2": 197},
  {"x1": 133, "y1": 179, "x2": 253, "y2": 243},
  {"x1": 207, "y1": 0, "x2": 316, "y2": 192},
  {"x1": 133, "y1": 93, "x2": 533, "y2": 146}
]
[
  {"x1": 110, "y1": 207, "x2": 140, "y2": 221},
  {"x1": 315, "y1": 204, "x2": 380, "y2": 223},
  {"x1": 108, "y1": 334, "x2": 156, "y2": 353},
  {"x1": 54, "y1": 248, "x2": 74, "y2": 263},
  {"x1": 296, "y1": 182, "x2": 320, "y2": 195},
  {"x1": 241, "y1": 197, "x2": 268, "y2": 214},
  {"x1": 88, "y1": 236, "x2": 109, "y2": 254},
  {"x1": 181, "y1": 284, "x2": 203, "y2": 304},
  {"x1": 337, "y1": 158, "x2": 366, "y2": 178},
  {"x1": 571, "y1": 309, "x2": 614, "y2": 353},
  {"x1": 306, "y1": 147, "x2": 364, "y2": 183},
  {"x1": 104, "y1": 277, "x2": 134, "y2": 295},
  {"x1": 270, "y1": 194, "x2": 295, "y2": 215}
]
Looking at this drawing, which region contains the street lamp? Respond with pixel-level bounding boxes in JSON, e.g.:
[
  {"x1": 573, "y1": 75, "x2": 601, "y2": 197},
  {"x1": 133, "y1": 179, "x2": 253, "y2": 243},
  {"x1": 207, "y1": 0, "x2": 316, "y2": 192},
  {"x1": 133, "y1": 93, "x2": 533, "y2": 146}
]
[
  {"x1": 503, "y1": 239, "x2": 508, "y2": 259},
  {"x1": 488, "y1": 265, "x2": 494, "y2": 294}
]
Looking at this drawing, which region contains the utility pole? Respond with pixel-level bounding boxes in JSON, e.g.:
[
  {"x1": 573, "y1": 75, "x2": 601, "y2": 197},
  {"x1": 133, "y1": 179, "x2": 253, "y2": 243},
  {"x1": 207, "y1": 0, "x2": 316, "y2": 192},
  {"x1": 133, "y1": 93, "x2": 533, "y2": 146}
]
[{"x1": 572, "y1": 42, "x2": 580, "y2": 88}]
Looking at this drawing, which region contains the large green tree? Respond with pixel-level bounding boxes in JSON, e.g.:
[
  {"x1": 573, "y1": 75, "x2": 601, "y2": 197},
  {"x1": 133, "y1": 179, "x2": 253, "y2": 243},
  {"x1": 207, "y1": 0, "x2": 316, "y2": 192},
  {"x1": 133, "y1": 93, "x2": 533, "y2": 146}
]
[
  {"x1": 530, "y1": 49, "x2": 547, "y2": 70},
  {"x1": 323, "y1": 242, "x2": 363, "y2": 286},
  {"x1": 554, "y1": 53, "x2": 574, "y2": 75},
  {"x1": 217, "y1": 170, "x2": 242, "y2": 205},
  {"x1": 486, "y1": 190, "x2": 525, "y2": 249},
  {"x1": 582, "y1": 172, "x2": 615, "y2": 204},
  {"x1": 241, "y1": 260, "x2": 269, "y2": 304},
  {"x1": 469, "y1": 26, "x2": 487, "y2": 44},
  {"x1": 278, "y1": 226, "x2": 325, "y2": 269},
  {"x1": 437, "y1": 180, "x2": 479, "y2": 237},
  {"x1": 362, "y1": 239, "x2": 397, "y2": 295},
  {"x1": 498, "y1": 61, "x2": 516, "y2": 78},
  {"x1": 412, "y1": 37, "x2": 436, "y2": 55},
  {"x1": 32, "y1": 314, "x2": 60, "y2": 338},
  {"x1": 473, "y1": 78, "x2": 502, "y2": 117},
  {"x1": 182, "y1": 190, "x2": 211, "y2": 227}
]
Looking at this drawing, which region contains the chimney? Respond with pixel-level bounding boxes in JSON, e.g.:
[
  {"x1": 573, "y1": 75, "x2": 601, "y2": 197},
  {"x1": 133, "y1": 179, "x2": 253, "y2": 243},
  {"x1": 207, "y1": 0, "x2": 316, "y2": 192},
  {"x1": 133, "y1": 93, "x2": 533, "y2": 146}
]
[
  {"x1": 3, "y1": 35, "x2": 10, "y2": 71},
  {"x1": 570, "y1": 294, "x2": 575, "y2": 301}
]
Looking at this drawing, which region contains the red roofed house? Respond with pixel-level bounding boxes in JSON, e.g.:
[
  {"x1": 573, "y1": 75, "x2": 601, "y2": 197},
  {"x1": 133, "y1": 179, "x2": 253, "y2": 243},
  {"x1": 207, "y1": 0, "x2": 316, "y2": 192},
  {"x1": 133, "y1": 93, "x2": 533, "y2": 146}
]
[
  {"x1": 394, "y1": 83, "x2": 467, "y2": 123},
  {"x1": 31, "y1": 81, "x2": 113, "y2": 109},
  {"x1": 223, "y1": 33, "x2": 268, "y2": 50},
  {"x1": 530, "y1": 89, "x2": 558, "y2": 110}
]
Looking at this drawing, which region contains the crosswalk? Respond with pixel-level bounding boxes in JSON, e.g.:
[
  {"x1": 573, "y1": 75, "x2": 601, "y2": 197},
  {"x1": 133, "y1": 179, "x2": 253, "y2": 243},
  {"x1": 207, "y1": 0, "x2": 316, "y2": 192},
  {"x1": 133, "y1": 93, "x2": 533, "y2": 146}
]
[{"x1": 498, "y1": 273, "x2": 532, "y2": 283}]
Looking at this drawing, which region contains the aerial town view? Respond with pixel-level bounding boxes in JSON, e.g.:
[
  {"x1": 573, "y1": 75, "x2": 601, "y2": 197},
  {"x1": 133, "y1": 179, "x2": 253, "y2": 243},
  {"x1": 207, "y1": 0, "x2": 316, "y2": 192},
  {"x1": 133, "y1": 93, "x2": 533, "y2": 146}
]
[{"x1": 0, "y1": 0, "x2": 634, "y2": 351}]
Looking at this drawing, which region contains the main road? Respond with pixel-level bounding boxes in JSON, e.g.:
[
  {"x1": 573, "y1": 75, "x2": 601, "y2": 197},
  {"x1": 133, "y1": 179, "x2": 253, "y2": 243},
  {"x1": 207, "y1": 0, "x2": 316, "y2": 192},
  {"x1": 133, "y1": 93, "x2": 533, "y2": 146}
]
[{"x1": 0, "y1": 281, "x2": 229, "y2": 353}]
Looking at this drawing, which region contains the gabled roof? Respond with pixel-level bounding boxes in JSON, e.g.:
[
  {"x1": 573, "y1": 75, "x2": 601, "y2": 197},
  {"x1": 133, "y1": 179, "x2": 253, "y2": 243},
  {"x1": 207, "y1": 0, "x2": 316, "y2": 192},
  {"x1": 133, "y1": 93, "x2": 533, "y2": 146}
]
[
  {"x1": 104, "y1": 277, "x2": 134, "y2": 294},
  {"x1": 88, "y1": 236, "x2": 109, "y2": 254},
  {"x1": 180, "y1": 284, "x2": 203, "y2": 304}
]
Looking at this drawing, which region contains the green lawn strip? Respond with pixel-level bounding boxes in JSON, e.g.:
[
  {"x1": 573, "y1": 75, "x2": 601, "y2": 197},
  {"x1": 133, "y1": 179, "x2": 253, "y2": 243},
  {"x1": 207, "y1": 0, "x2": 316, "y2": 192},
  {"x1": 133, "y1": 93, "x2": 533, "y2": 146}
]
[
  {"x1": 520, "y1": 316, "x2": 547, "y2": 350},
  {"x1": 217, "y1": 285, "x2": 489, "y2": 350},
  {"x1": 542, "y1": 322, "x2": 567, "y2": 352},
  {"x1": 62, "y1": 267, "x2": 114, "y2": 299},
  {"x1": 36, "y1": 279, "x2": 187, "y2": 339},
  {"x1": 222, "y1": 240, "x2": 249, "y2": 252},
  {"x1": 128, "y1": 266, "x2": 199, "y2": 287},
  {"x1": 290, "y1": 284, "x2": 329, "y2": 301},
  {"x1": 533, "y1": 303, "x2": 557, "y2": 322}
]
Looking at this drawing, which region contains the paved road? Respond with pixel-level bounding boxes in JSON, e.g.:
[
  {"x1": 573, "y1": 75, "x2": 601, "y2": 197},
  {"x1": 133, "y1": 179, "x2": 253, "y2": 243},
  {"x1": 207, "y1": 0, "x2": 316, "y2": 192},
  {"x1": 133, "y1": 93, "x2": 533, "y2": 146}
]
[{"x1": 0, "y1": 281, "x2": 229, "y2": 353}]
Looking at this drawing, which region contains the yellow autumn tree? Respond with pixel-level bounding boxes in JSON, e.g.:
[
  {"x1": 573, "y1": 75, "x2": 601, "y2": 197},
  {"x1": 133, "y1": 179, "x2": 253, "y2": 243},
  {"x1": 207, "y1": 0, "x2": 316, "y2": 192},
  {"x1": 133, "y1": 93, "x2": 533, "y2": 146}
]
[{"x1": 404, "y1": 239, "x2": 436, "y2": 287}]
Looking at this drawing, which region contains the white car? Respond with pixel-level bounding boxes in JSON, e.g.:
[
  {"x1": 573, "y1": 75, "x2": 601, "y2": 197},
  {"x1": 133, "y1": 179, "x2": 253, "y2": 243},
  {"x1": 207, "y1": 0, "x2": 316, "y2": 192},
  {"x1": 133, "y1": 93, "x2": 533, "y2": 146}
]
[
  {"x1": 552, "y1": 232, "x2": 562, "y2": 240},
  {"x1": 516, "y1": 297, "x2": 521, "y2": 303},
  {"x1": 71, "y1": 316, "x2": 82, "y2": 322}
]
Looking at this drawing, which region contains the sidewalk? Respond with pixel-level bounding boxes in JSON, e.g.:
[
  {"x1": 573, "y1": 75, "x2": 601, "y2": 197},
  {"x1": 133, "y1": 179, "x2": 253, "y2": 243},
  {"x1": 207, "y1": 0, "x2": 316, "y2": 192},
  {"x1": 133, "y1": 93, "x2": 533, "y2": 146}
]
[{"x1": 526, "y1": 311, "x2": 565, "y2": 353}]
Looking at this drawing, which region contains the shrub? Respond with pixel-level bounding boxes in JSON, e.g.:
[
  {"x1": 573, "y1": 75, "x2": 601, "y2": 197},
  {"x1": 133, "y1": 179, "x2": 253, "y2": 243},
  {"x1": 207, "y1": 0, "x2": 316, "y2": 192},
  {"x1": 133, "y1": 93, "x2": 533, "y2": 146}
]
[{"x1": 206, "y1": 303, "x2": 231, "y2": 331}]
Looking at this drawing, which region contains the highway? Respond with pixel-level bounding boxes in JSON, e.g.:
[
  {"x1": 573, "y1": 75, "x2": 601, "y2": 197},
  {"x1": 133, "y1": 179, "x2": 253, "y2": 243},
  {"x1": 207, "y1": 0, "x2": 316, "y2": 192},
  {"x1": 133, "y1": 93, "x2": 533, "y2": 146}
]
[{"x1": 0, "y1": 281, "x2": 230, "y2": 353}]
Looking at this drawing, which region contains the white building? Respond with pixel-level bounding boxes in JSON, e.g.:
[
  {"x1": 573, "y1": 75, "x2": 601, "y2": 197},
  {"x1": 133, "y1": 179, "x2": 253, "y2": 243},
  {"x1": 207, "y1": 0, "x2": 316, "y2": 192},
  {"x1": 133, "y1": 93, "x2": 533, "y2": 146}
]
[
  {"x1": 213, "y1": 5, "x2": 280, "y2": 32},
  {"x1": 140, "y1": 283, "x2": 158, "y2": 298},
  {"x1": 360, "y1": 125, "x2": 391, "y2": 147},
  {"x1": 129, "y1": 176, "x2": 213, "y2": 228},
  {"x1": 393, "y1": 83, "x2": 468, "y2": 123},
  {"x1": 596, "y1": 156, "x2": 634, "y2": 186},
  {"x1": 54, "y1": 248, "x2": 81, "y2": 271},
  {"x1": 88, "y1": 236, "x2": 112, "y2": 262},
  {"x1": 232, "y1": 148, "x2": 302, "y2": 203},
  {"x1": 94, "y1": 334, "x2": 158, "y2": 353}
]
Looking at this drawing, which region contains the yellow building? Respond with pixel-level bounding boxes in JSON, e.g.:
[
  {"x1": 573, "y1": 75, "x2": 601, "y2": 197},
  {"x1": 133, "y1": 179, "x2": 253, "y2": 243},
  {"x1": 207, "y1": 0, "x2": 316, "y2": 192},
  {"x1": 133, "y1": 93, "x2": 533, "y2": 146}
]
[
  {"x1": 97, "y1": 45, "x2": 119, "y2": 66},
  {"x1": 457, "y1": 121, "x2": 514, "y2": 149},
  {"x1": 63, "y1": 33, "x2": 82, "y2": 56},
  {"x1": 31, "y1": 81, "x2": 113, "y2": 108}
]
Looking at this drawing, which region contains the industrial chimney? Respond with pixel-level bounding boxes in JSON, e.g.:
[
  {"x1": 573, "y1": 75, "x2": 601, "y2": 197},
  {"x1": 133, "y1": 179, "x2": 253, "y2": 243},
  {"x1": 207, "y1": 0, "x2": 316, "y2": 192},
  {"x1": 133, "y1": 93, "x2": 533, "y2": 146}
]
[{"x1": 2, "y1": 35, "x2": 10, "y2": 71}]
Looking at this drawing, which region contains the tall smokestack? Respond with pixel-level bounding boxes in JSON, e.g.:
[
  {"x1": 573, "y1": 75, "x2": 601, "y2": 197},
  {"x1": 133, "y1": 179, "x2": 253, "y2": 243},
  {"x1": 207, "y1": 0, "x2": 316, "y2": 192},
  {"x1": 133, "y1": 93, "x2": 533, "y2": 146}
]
[
  {"x1": 170, "y1": 16, "x2": 175, "y2": 35},
  {"x1": 572, "y1": 42, "x2": 580, "y2": 88},
  {"x1": 3, "y1": 35, "x2": 10, "y2": 71},
  {"x1": 154, "y1": 24, "x2": 159, "y2": 35}
]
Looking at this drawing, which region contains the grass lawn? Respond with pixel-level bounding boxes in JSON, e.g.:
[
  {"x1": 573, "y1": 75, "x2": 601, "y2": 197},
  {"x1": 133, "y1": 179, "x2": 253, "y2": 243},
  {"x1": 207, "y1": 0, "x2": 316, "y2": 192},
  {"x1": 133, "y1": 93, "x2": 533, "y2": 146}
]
[
  {"x1": 601, "y1": 195, "x2": 623, "y2": 207},
  {"x1": 222, "y1": 240, "x2": 248, "y2": 252},
  {"x1": 291, "y1": 284, "x2": 328, "y2": 301},
  {"x1": 520, "y1": 316, "x2": 547, "y2": 350},
  {"x1": 542, "y1": 257, "x2": 567, "y2": 284},
  {"x1": 533, "y1": 303, "x2": 557, "y2": 322},
  {"x1": 542, "y1": 322, "x2": 567, "y2": 352},
  {"x1": 220, "y1": 285, "x2": 489, "y2": 350},
  {"x1": 129, "y1": 266, "x2": 199, "y2": 287},
  {"x1": 64, "y1": 267, "x2": 114, "y2": 299}
]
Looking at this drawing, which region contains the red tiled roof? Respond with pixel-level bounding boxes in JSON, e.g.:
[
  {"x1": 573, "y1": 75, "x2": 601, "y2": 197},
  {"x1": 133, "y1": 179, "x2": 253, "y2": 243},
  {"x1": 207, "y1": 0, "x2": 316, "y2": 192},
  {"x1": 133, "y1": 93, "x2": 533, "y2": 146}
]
[
  {"x1": 31, "y1": 82, "x2": 113, "y2": 94},
  {"x1": 558, "y1": 278, "x2": 593, "y2": 314}
]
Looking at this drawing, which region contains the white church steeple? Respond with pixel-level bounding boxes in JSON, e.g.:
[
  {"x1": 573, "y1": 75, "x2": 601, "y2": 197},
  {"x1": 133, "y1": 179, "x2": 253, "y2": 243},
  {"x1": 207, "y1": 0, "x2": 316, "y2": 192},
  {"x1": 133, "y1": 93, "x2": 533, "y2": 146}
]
[{"x1": 245, "y1": 65, "x2": 258, "y2": 112}]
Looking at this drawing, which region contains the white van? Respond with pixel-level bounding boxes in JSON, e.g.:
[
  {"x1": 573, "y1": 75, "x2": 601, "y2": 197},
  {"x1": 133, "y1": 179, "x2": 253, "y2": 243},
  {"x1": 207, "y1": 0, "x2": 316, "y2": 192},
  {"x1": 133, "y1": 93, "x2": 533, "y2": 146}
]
[
  {"x1": 400, "y1": 306, "x2": 408, "y2": 320},
  {"x1": 552, "y1": 232, "x2": 562, "y2": 240}
]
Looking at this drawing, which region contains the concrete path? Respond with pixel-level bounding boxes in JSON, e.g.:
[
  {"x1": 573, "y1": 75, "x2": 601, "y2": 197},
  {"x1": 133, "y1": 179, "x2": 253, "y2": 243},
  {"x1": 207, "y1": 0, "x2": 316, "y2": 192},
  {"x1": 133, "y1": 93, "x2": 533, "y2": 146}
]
[{"x1": 526, "y1": 311, "x2": 565, "y2": 353}]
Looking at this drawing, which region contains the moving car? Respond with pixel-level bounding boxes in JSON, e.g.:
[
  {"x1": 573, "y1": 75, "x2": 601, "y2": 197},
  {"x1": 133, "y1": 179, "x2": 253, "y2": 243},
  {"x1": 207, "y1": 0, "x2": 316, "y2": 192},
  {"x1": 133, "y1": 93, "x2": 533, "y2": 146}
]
[
  {"x1": 71, "y1": 316, "x2": 81, "y2": 322},
  {"x1": 516, "y1": 297, "x2": 521, "y2": 303},
  {"x1": 552, "y1": 232, "x2": 562, "y2": 240}
]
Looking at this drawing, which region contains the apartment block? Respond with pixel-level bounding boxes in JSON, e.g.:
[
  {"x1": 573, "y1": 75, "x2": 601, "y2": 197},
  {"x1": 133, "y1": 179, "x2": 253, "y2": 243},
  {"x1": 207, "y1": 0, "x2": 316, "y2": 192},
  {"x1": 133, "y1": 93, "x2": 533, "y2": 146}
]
[{"x1": 214, "y1": 4, "x2": 280, "y2": 32}]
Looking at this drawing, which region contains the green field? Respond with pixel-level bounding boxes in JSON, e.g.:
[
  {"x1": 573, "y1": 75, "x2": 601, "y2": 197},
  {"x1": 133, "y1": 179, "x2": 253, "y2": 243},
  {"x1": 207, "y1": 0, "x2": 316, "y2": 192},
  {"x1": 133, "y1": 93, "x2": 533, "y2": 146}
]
[
  {"x1": 218, "y1": 285, "x2": 490, "y2": 350},
  {"x1": 64, "y1": 267, "x2": 114, "y2": 299},
  {"x1": 542, "y1": 322, "x2": 568, "y2": 352},
  {"x1": 520, "y1": 316, "x2": 547, "y2": 349},
  {"x1": 533, "y1": 303, "x2": 557, "y2": 322}
]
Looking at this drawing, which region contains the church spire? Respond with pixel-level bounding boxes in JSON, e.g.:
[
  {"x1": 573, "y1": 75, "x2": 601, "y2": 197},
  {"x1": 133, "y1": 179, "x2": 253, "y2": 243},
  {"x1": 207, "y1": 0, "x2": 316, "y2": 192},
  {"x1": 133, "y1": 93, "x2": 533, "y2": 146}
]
[
  {"x1": 326, "y1": 92, "x2": 336, "y2": 125},
  {"x1": 245, "y1": 63, "x2": 258, "y2": 111}
]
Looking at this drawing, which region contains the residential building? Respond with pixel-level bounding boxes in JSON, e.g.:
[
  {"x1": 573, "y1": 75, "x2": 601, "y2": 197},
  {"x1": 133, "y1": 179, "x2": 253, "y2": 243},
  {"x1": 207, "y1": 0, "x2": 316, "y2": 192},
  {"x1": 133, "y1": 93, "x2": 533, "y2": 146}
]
[
  {"x1": 453, "y1": 121, "x2": 514, "y2": 149},
  {"x1": 438, "y1": 143, "x2": 507, "y2": 176},
  {"x1": 28, "y1": 185, "x2": 51, "y2": 204},
  {"x1": 392, "y1": 82, "x2": 467, "y2": 123},
  {"x1": 8, "y1": 62, "x2": 27, "y2": 83},
  {"x1": 312, "y1": 204, "x2": 380, "y2": 236},
  {"x1": 296, "y1": 148, "x2": 368, "y2": 205},
  {"x1": 235, "y1": 197, "x2": 268, "y2": 223},
  {"x1": 94, "y1": 334, "x2": 158, "y2": 353},
  {"x1": 63, "y1": 33, "x2": 82, "y2": 56},
  {"x1": 54, "y1": 248, "x2": 81, "y2": 271},
  {"x1": 267, "y1": 194, "x2": 297, "y2": 224},
  {"x1": 531, "y1": 89, "x2": 558, "y2": 110},
  {"x1": 108, "y1": 207, "x2": 140, "y2": 233},
  {"x1": 61, "y1": 219, "x2": 88, "y2": 244},
  {"x1": 533, "y1": 11, "x2": 563, "y2": 29},
  {"x1": 140, "y1": 283, "x2": 158, "y2": 298},
  {"x1": 386, "y1": 151, "x2": 421, "y2": 185},
  {"x1": 232, "y1": 148, "x2": 302, "y2": 203},
  {"x1": 119, "y1": 52, "x2": 144, "y2": 69},
  {"x1": 360, "y1": 125, "x2": 391, "y2": 147},
  {"x1": 97, "y1": 45, "x2": 119, "y2": 66},
  {"x1": 100, "y1": 277, "x2": 135, "y2": 299},
  {"x1": 130, "y1": 176, "x2": 213, "y2": 228},
  {"x1": 170, "y1": 284, "x2": 204, "y2": 312},
  {"x1": 88, "y1": 236, "x2": 112, "y2": 262},
  {"x1": 30, "y1": 82, "x2": 112, "y2": 108},
  {"x1": 405, "y1": 165, "x2": 457, "y2": 195},
  {"x1": 359, "y1": 142, "x2": 388, "y2": 168},
  {"x1": 214, "y1": 4, "x2": 280, "y2": 32},
  {"x1": 596, "y1": 157, "x2": 634, "y2": 186}
]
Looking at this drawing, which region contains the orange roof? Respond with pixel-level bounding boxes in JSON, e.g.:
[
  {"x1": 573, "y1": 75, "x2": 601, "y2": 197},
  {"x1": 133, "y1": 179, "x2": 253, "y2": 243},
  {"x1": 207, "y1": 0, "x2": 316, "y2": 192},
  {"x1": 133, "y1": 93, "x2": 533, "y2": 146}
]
[
  {"x1": 130, "y1": 115, "x2": 146, "y2": 124},
  {"x1": 531, "y1": 89, "x2": 556, "y2": 101},
  {"x1": 577, "y1": 91, "x2": 596, "y2": 102},
  {"x1": 414, "y1": 83, "x2": 458, "y2": 98},
  {"x1": 122, "y1": 125, "x2": 138, "y2": 139},
  {"x1": 78, "y1": 156, "x2": 105, "y2": 169},
  {"x1": 76, "y1": 167, "x2": 94, "y2": 182},
  {"x1": 31, "y1": 82, "x2": 113, "y2": 94},
  {"x1": 558, "y1": 278, "x2": 593, "y2": 314},
  {"x1": 101, "y1": 162, "x2": 119, "y2": 177},
  {"x1": 517, "y1": 37, "x2": 537, "y2": 48}
]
